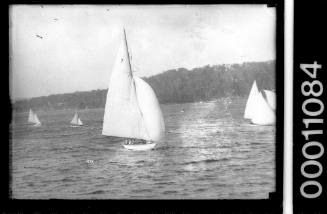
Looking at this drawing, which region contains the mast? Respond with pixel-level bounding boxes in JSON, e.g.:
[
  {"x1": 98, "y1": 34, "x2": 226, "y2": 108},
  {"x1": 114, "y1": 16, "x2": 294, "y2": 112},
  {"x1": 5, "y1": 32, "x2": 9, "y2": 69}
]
[{"x1": 123, "y1": 28, "x2": 133, "y2": 74}]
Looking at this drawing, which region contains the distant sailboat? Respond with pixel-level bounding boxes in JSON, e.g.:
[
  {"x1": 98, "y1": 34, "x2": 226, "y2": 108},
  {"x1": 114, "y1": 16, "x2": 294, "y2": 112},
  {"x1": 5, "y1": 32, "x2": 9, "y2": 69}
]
[
  {"x1": 244, "y1": 81, "x2": 275, "y2": 126},
  {"x1": 263, "y1": 90, "x2": 276, "y2": 111},
  {"x1": 28, "y1": 109, "x2": 41, "y2": 126},
  {"x1": 244, "y1": 81, "x2": 259, "y2": 119},
  {"x1": 102, "y1": 29, "x2": 165, "y2": 151},
  {"x1": 70, "y1": 111, "x2": 83, "y2": 127}
]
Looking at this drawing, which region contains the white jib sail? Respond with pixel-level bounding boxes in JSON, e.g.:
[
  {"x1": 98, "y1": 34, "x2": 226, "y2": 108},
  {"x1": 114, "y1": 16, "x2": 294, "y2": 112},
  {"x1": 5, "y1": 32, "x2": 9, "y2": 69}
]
[
  {"x1": 244, "y1": 81, "x2": 259, "y2": 119},
  {"x1": 33, "y1": 113, "x2": 41, "y2": 125},
  {"x1": 134, "y1": 77, "x2": 165, "y2": 141},
  {"x1": 102, "y1": 30, "x2": 148, "y2": 140},
  {"x1": 263, "y1": 90, "x2": 276, "y2": 111},
  {"x1": 28, "y1": 109, "x2": 35, "y2": 123},
  {"x1": 77, "y1": 118, "x2": 83, "y2": 126},
  {"x1": 251, "y1": 92, "x2": 275, "y2": 125}
]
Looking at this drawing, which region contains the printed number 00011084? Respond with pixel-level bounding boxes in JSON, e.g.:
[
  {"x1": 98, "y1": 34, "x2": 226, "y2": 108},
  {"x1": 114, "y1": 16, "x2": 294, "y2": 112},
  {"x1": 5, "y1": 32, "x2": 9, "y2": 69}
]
[{"x1": 299, "y1": 61, "x2": 324, "y2": 199}]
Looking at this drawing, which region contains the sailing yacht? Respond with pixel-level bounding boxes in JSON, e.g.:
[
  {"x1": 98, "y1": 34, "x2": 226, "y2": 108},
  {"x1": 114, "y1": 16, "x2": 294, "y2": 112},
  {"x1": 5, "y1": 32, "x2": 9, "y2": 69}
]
[
  {"x1": 28, "y1": 109, "x2": 42, "y2": 126},
  {"x1": 102, "y1": 29, "x2": 165, "y2": 151},
  {"x1": 70, "y1": 111, "x2": 83, "y2": 127},
  {"x1": 244, "y1": 81, "x2": 275, "y2": 125}
]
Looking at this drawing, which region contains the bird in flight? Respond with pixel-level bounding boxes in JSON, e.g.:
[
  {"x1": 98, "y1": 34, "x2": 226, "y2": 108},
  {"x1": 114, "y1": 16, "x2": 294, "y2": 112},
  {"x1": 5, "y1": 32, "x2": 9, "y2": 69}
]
[{"x1": 36, "y1": 35, "x2": 43, "y2": 39}]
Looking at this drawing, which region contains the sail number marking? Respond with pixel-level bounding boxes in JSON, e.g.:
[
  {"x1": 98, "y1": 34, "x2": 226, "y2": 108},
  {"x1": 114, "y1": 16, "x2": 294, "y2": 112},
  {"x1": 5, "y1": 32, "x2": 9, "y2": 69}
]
[{"x1": 299, "y1": 61, "x2": 324, "y2": 199}]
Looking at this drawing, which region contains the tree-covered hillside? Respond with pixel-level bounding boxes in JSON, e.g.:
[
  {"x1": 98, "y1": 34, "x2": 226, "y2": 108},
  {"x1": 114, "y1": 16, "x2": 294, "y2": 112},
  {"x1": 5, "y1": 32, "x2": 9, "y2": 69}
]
[
  {"x1": 144, "y1": 60, "x2": 275, "y2": 103},
  {"x1": 12, "y1": 60, "x2": 275, "y2": 112}
]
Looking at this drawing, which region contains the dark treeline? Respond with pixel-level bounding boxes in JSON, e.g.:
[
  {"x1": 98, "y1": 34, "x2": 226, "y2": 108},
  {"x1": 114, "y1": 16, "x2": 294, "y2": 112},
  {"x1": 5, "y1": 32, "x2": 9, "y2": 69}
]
[
  {"x1": 145, "y1": 60, "x2": 275, "y2": 103},
  {"x1": 13, "y1": 90, "x2": 108, "y2": 112},
  {"x1": 12, "y1": 60, "x2": 275, "y2": 112}
]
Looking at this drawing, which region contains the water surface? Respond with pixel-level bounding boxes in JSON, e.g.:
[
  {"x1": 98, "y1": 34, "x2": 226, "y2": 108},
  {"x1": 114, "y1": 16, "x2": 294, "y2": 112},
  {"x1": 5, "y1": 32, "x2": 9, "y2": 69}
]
[{"x1": 11, "y1": 98, "x2": 275, "y2": 199}]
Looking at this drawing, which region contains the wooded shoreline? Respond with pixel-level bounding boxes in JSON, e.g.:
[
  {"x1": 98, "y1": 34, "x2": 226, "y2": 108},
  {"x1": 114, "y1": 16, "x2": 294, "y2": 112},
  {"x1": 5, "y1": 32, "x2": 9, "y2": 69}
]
[{"x1": 12, "y1": 60, "x2": 275, "y2": 112}]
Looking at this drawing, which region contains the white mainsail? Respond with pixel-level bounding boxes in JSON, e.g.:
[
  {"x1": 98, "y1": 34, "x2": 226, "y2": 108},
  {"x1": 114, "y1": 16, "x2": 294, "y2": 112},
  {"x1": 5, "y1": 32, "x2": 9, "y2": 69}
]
[
  {"x1": 244, "y1": 81, "x2": 259, "y2": 119},
  {"x1": 102, "y1": 30, "x2": 165, "y2": 142},
  {"x1": 28, "y1": 109, "x2": 35, "y2": 123},
  {"x1": 251, "y1": 92, "x2": 275, "y2": 125},
  {"x1": 263, "y1": 90, "x2": 276, "y2": 111},
  {"x1": 71, "y1": 112, "x2": 78, "y2": 124}
]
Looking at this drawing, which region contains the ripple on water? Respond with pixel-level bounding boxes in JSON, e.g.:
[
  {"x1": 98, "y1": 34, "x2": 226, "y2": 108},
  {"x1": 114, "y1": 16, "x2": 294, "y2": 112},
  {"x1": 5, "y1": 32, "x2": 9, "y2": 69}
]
[{"x1": 85, "y1": 190, "x2": 106, "y2": 195}]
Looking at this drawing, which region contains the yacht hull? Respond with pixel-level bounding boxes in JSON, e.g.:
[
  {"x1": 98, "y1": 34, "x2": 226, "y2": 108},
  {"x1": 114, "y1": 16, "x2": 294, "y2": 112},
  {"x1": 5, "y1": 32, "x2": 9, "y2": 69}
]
[{"x1": 123, "y1": 142, "x2": 156, "y2": 151}]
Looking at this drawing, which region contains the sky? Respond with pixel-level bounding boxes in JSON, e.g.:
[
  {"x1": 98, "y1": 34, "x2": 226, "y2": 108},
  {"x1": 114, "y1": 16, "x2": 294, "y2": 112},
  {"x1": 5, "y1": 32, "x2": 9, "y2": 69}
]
[{"x1": 10, "y1": 5, "x2": 276, "y2": 100}]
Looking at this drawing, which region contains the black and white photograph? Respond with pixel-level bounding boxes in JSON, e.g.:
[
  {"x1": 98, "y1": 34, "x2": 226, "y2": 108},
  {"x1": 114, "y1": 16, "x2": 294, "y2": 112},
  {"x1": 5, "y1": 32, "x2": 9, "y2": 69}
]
[{"x1": 9, "y1": 5, "x2": 277, "y2": 200}]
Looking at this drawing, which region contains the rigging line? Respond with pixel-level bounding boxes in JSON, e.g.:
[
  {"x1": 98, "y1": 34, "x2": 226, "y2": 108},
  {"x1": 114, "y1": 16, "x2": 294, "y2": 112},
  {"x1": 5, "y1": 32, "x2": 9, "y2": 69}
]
[
  {"x1": 124, "y1": 29, "x2": 150, "y2": 140},
  {"x1": 123, "y1": 28, "x2": 133, "y2": 76}
]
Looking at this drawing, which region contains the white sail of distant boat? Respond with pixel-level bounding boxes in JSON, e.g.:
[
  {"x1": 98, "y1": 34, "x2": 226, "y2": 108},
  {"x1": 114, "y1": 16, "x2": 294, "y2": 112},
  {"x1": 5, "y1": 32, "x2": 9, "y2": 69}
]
[
  {"x1": 77, "y1": 118, "x2": 83, "y2": 126},
  {"x1": 70, "y1": 111, "x2": 83, "y2": 126},
  {"x1": 244, "y1": 81, "x2": 259, "y2": 119},
  {"x1": 263, "y1": 90, "x2": 276, "y2": 111},
  {"x1": 102, "y1": 29, "x2": 165, "y2": 150},
  {"x1": 28, "y1": 109, "x2": 41, "y2": 126},
  {"x1": 28, "y1": 109, "x2": 35, "y2": 123},
  {"x1": 250, "y1": 92, "x2": 276, "y2": 125}
]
